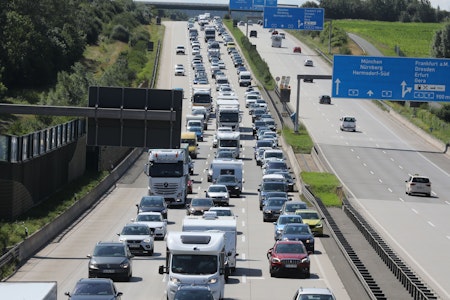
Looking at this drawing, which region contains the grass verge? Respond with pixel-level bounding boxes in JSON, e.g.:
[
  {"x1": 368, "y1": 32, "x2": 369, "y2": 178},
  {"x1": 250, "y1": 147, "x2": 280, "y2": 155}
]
[{"x1": 301, "y1": 172, "x2": 342, "y2": 207}]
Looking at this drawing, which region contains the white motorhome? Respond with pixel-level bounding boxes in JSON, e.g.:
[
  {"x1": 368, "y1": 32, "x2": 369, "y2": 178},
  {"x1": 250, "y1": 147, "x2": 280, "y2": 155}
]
[
  {"x1": 216, "y1": 99, "x2": 240, "y2": 130},
  {"x1": 182, "y1": 212, "x2": 238, "y2": 272},
  {"x1": 216, "y1": 131, "x2": 241, "y2": 158},
  {"x1": 271, "y1": 34, "x2": 282, "y2": 47},
  {"x1": 144, "y1": 149, "x2": 189, "y2": 206},
  {"x1": 159, "y1": 231, "x2": 226, "y2": 300},
  {"x1": 207, "y1": 159, "x2": 243, "y2": 184},
  {"x1": 192, "y1": 84, "x2": 213, "y2": 113},
  {"x1": 238, "y1": 71, "x2": 252, "y2": 87}
]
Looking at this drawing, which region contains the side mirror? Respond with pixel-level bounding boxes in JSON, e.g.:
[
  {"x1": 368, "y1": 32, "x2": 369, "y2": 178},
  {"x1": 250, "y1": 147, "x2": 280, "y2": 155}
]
[{"x1": 158, "y1": 265, "x2": 166, "y2": 274}]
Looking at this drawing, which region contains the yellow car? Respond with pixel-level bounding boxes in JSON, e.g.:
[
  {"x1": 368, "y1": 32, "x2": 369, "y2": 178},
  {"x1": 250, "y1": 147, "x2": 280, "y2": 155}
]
[{"x1": 295, "y1": 209, "x2": 324, "y2": 236}]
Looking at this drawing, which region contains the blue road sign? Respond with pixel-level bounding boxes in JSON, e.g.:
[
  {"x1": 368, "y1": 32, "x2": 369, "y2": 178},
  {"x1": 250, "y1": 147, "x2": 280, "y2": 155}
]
[
  {"x1": 230, "y1": 0, "x2": 276, "y2": 11},
  {"x1": 229, "y1": 0, "x2": 253, "y2": 11},
  {"x1": 263, "y1": 7, "x2": 324, "y2": 30},
  {"x1": 332, "y1": 55, "x2": 450, "y2": 102}
]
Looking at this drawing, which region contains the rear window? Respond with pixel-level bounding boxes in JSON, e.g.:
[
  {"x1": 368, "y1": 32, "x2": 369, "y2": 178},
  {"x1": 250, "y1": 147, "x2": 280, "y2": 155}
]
[{"x1": 412, "y1": 177, "x2": 430, "y2": 183}]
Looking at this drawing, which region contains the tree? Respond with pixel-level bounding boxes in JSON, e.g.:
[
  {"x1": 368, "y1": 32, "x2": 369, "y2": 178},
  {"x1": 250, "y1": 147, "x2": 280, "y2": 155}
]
[{"x1": 431, "y1": 24, "x2": 450, "y2": 58}]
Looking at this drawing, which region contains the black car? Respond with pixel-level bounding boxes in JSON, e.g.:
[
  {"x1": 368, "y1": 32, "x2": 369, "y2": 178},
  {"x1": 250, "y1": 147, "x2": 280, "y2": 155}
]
[
  {"x1": 263, "y1": 198, "x2": 287, "y2": 222},
  {"x1": 249, "y1": 30, "x2": 257, "y2": 37},
  {"x1": 88, "y1": 242, "x2": 133, "y2": 282},
  {"x1": 266, "y1": 170, "x2": 296, "y2": 192},
  {"x1": 263, "y1": 160, "x2": 289, "y2": 174},
  {"x1": 319, "y1": 95, "x2": 331, "y2": 104},
  {"x1": 258, "y1": 181, "x2": 288, "y2": 210},
  {"x1": 136, "y1": 195, "x2": 168, "y2": 219},
  {"x1": 65, "y1": 278, "x2": 123, "y2": 299},
  {"x1": 216, "y1": 174, "x2": 242, "y2": 197},
  {"x1": 173, "y1": 284, "x2": 214, "y2": 300},
  {"x1": 280, "y1": 223, "x2": 315, "y2": 253}
]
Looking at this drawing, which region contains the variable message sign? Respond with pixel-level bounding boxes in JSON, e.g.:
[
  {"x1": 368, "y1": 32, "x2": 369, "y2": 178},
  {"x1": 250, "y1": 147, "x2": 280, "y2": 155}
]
[{"x1": 332, "y1": 55, "x2": 450, "y2": 102}]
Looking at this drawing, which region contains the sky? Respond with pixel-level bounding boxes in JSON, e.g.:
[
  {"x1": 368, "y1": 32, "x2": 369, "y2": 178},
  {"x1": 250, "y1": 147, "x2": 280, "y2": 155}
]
[{"x1": 430, "y1": 0, "x2": 450, "y2": 11}]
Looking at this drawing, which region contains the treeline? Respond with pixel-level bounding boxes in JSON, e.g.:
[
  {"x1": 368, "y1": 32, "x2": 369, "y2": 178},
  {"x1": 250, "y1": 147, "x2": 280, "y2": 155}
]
[
  {"x1": 302, "y1": 0, "x2": 450, "y2": 22},
  {"x1": 0, "y1": 0, "x2": 153, "y2": 92}
]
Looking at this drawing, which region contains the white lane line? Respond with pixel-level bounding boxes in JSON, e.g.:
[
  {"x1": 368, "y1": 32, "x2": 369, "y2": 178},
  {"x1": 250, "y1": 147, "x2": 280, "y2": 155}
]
[
  {"x1": 412, "y1": 208, "x2": 419, "y2": 214},
  {"x1": 387, "y1": 188, "x2": 393, "y2": 193},
  {"x1": 427, "y1": 221, "x2": 436, "y2": 227}
]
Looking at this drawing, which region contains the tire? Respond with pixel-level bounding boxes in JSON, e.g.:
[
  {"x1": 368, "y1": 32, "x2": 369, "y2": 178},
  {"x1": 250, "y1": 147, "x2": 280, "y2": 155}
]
[
  {"x1": 304, "y1": 271, "x2": 310, "y2": 279},
  {"x1": 148, "y1": 248, "x2": 154, "y2": 256}
]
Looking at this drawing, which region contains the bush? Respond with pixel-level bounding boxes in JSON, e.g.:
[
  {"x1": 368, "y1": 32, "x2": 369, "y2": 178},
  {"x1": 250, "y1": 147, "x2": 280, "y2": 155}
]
[{"x1": 110, "y1": 25, "x2": 130, "y2": 43}]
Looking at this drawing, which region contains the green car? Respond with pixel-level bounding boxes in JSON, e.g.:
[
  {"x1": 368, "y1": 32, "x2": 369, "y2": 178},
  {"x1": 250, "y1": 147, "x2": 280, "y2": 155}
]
[{"x1": 294, "y1": 209, "x2": 324, "y2": 236}]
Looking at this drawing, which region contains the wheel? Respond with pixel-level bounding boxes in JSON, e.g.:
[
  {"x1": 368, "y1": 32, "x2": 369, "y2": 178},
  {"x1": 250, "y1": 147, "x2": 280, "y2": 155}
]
[
  {"x1": 148, "y1": 248, "x2": 154, "y2": 256},
  {"x1": 304, "y1": 271, "x2": 310, "y2": 279}
]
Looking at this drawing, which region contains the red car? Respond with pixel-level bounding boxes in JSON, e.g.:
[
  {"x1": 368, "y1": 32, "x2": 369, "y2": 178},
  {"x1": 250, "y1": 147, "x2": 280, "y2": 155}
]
[
  {"x1": 267, "y1": 240, "x2": 310, "y2": 278},
  {"x1": 293, "y1": 46, "x2": 302, "y2": 53}
]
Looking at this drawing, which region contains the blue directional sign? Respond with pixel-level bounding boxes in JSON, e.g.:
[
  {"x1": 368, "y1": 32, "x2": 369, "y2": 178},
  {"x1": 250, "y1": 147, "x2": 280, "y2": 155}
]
[
  {"x1": 230, "y1": 0, "x2": 276, "y2": 11},
  {"x1": 263, "y1": 7, "x2": 324, "y2": 30},
  {"x1": 229, "y1": 0, "x2": 253, "y2": 11},
  {"x1": 332, "y1": 55, "x2": 450, "y2": 102}
]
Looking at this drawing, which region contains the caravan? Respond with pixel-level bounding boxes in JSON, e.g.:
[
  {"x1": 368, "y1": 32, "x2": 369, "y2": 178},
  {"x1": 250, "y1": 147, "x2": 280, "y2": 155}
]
[{"x1": 159, "y1": 231, "x2": 226, "y2": 300}]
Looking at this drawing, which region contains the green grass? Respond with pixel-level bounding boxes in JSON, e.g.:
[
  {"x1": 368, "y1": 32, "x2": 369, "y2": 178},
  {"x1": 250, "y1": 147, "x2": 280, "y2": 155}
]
[
  {"x1": 301, "y1": 172, "x2": 343, "y2": 207},
  {"x1": 333, "y1": 20, "x2": 445, "y2": 57},
  {"x1": 281, "y1": 126, "x2": 313, "y2": 154}
]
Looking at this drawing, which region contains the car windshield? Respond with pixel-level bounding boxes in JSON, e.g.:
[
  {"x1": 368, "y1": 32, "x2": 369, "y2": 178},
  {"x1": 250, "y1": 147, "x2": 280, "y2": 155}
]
[
  {"x1": 297, "y1": 212, "x2": 320, "y2": 219},
  {"x1": 193, "y1": 199, "x2": 213, "y2": 206},
  {"x1": 172, "y1": 254, "x2": 217, "y2": 275},
  {"x1": 279, "y1": 216, "x2": 302, "y2": 224},
  {"x1": 137, "y1": 214, "x2": 162, "y2": 222},
  {"x1": 73, "y1": 282, "x2": 114, "y2": 296},
  {"x1": 266, "y1": 199, "x2": 286, "y2": 207},
  {"x1": 267, "y1": 161, "x2": 287, "y2": 169},
  {"x1": 286, "y1": 203, "x2": 307, "y2": 211},
  {"x1": 275, "y1": 243, "x2": 305, "y2": 254},
  {"x1": 121, "y1": 225, "x2": 149, "y2": 235},
  {"x1": 94, "y1": 245, "x2": 125, "y2": 257},
  {"x1": 284, "y1": 225, "x2": 309, "y2": 235},
  {"x1": 209, "y1": 186, "x2": 227, "y2": 192},
  {"x1": 141, "y1": 198, "x2": 163, "y2": 206}
]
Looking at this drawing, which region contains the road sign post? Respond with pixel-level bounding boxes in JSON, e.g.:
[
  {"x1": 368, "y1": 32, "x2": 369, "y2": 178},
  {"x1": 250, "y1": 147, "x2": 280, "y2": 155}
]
[{"x1": 332, "y1": 55, "x2": 450, "y2": 102}]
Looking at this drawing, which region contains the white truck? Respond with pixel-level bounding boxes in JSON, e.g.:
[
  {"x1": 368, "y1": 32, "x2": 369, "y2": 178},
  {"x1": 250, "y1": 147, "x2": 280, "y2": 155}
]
[
  {"x1": 182, "y1": 212, "x2": 238, "y2": 272},
  {"x1": 192, "y1": 84, "x2": 213, "y2": 113},
  {"x1": 158, "y1": 231, "x2": 227, "y2": 300},
  {"x1": 216, "y1": 131, "x2": 241, "y2": 158},
  {"x1": 271, "y1": 34, "x2": 282, "y2": 47},
  {"x1": 144, "y1": 148, "x2": 189, "y2": 206},
  {"x1": 0, "y1": 281, "x2": 57, "y2": 300},
  {"x1": 207, "y1": 159, "x2": 244, "y2": 184},
  {"x1": 216, "y1": 99, "x2": 240, "y2": 130},
  {"x1": 238, "y1": 71, "x2": 252, "y2": 87},
  {"x1": 205, "y1": 26, "x2": 216, "y2": 42}
]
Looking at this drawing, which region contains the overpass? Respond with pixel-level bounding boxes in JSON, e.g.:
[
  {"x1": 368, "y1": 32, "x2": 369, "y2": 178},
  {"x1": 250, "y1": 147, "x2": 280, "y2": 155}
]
[{"x1": 134, "y1": 0, "x2": 306, "y2": 11}]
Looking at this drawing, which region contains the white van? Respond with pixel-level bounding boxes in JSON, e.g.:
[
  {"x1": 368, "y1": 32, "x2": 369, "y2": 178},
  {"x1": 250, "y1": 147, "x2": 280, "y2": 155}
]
[
  {"x1": 238, "y1": 71, "x2": 252, "y2": 87},
  {"x1": 207, "y1": 159, "x2": 243, "y2": 184}
]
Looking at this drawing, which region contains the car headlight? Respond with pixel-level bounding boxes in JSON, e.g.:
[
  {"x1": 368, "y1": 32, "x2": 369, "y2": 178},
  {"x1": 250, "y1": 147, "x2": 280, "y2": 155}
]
[
  {"x1": 89, "y1": 261, "x2": 99, "y2": 269},
  {"x1": 316, "y1": 222, "x2": 323, "y2": 228},
  {"x1": 120, "y1": 261, "x2": 130, "y2": 269},
  {"x1": 143, "y1": 238, "x2": 151, "y2": 243},
  {"x1": 301, "y1": 257, "x2": 310, "y2": 263},
  {"x1": 265, "y1": 210, "x2": 272, "y2": 214},
  {"x1": 161, "y1": 209, "x2": 167, "y2": 214},
  {"x1": 276, "y1": 229, "x2": 283, "y2": 233},
  {"x1": 271, "y1": 257, "x2": 280, "y2": 263},
  {"x1": 156, "y1": 227, "x2": 163, "y2": 230},
  {"x1": 208, "y1": 277, "x2": 218, "y2": 284},
  {"x1": 170, "y1": 276, "x2": 181, "y2": 284},
  {"x1": 118, "y1": 237, "x2": 126, "y2": 242}
]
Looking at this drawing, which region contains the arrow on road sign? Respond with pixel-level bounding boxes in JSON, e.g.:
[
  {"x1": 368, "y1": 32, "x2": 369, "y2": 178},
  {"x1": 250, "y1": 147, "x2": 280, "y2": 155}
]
[
  {"x1": 367, "y1": 90, "x2": 374, "y2": 97},
  {"x1": 401, "y1": 81, "x2": 412, "y2": 98},
  {"x1": 334, "y1": 78, "x2": 341, "y2": 95}
]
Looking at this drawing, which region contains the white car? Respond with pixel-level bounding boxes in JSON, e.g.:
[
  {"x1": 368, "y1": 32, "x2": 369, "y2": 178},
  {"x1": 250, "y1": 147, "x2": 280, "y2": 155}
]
[
  {"x1": 133, "y1": 212, "x2": 167, "y2": 240},
  {"x1": 339, "y1": 116, "x2": 356, "y2": 132},
  {"x1": 304, "y1": 59, "x2": 314, "y2": 66},
  {"x1": 205, "y1": 184, "x2": 230, "y2": 206},
  {"x1": 405, "y1": 174, "x2": 431, "y2": 196},
  {"x1": 118, "y1": 223, "x2": 154, "y2": 255},
  {"x1": 174, "y1": 64, "x2": 185, "y2": 76}
]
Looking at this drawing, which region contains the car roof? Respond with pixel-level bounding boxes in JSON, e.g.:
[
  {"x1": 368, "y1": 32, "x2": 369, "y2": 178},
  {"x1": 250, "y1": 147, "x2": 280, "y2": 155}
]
[{"x1": 295, "y1": 287, "x2": 334, "y2": 296}]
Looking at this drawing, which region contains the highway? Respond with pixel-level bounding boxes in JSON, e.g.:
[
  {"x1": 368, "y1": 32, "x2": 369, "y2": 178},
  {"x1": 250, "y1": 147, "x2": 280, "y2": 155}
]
[
  {"x1": 239, "y1": 23, "x2": 450, "y2": 299},
  {"x1": 7, "y1": 20, "x2": 356, "y2": 300}
]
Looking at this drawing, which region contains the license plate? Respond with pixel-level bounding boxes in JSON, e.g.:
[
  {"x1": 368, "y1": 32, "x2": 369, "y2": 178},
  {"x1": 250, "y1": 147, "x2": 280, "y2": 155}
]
[
  {"x1": 129, "y1": 243, "x2": 140, "y2": 248},
  {"x1": 103, "y1": 269, "x2": 115, "y2": 273},
  {"x1": 285, "y1": 264, "x2": 297, "y2": 268}
]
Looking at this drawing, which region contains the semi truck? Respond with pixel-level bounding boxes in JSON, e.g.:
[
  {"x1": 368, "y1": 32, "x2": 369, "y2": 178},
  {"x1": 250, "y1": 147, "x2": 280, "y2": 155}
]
[
  {"x1": 144, "y1": 148, "x2": 189, "y2": 206},
  {"x1": 182, "y1": 212, "x2": 238, "y2": 272},
  {"x1": 0, "y1": 281, "x2": 57, "y2": 300},
  {"x1": 158, "y1": 231, "x2": 227, "y2": 300}
]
